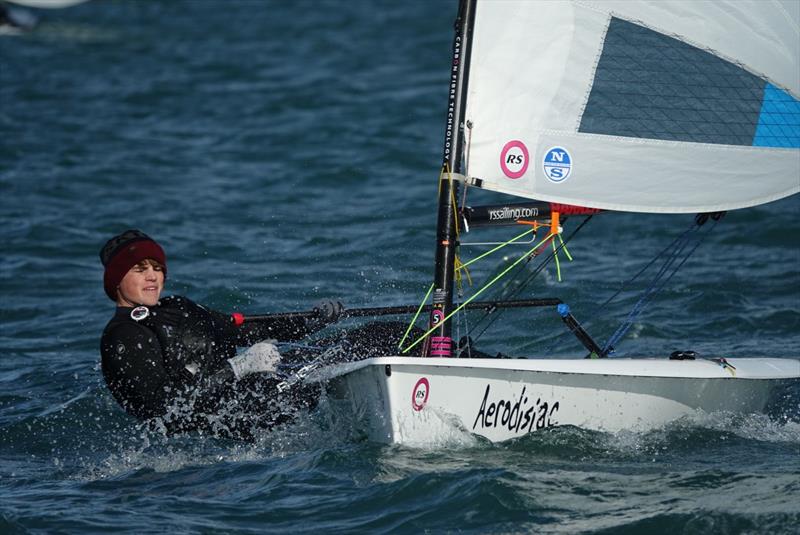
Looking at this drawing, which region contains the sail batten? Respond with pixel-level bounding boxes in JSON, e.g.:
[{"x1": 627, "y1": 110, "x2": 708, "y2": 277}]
[{"x1": 464, "y1": 0, "x2": 800, "y2": 214}]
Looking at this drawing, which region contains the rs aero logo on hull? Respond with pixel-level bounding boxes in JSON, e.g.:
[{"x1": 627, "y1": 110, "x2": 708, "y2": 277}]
[{"x1": 412, "y1": 378, "x2": 429, "y2": 411}]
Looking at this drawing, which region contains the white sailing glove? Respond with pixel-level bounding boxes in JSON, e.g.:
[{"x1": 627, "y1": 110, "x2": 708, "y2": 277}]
[{"x1": 227, "y1": 342, "x2": 282, "y2": 380}]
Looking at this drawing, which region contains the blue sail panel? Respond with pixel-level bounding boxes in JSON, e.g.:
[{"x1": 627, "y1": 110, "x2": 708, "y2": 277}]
[{"x1": 753, "y1": 85, "x2": 800, "y2": 149}]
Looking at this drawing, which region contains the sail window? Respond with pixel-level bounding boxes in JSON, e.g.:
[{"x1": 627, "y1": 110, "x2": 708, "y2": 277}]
[{"x1": 579, "y1": 17, "x2": 799, "y2": 149}]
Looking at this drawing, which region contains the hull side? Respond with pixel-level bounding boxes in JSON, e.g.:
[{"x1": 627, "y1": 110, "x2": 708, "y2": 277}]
[{"x1": 322, "y1": 357, "x2": 799, "y2": 445}]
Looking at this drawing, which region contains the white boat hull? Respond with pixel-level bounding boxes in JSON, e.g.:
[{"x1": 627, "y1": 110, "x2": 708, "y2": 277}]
[{"x1": 314, "y1": 357, "x2": 800, "y2": 445}]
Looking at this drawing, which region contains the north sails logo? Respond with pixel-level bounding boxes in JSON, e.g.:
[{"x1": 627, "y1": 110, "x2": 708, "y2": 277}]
[{"x1": 543, "y1": 146, "x2": 572, "y2": 182}]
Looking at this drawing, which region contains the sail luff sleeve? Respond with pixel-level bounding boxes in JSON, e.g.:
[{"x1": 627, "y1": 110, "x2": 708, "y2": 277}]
[{"x1": 428, "y1": 0, "x2": 478, "y2": 357}]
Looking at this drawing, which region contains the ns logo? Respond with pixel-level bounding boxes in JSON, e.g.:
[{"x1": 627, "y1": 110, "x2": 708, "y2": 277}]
[{"x1": 543, "y1": 146, "x2": 573, "y2": 183}]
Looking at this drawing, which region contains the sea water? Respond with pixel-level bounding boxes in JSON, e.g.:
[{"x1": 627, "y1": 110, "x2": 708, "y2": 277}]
[{"x1": 1, "y1": 1, "x2": 798, "y2": 533}]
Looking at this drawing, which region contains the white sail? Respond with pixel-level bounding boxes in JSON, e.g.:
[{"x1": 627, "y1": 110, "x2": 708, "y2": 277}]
[{"x1": 464, "y1": 0, "x2": 800, "y2": 213}]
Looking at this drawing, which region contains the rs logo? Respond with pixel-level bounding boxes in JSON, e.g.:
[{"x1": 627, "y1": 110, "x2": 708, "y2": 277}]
[
  {"x1": 412, "y1": 378, "x2": 430, "y2": 411},
  {"x1": 500, "y1": 140, "x2": 529, "y2": 179}
]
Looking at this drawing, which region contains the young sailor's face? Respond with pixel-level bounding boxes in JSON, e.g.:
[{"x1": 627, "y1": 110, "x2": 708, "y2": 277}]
[{"x1": 117, "y1": 260, "x2": 164, "y2": 307}]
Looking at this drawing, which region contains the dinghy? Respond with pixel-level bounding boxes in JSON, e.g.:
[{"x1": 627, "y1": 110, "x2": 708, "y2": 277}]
[{"x1": 308, "y1": 0, "x2": 800, "y2": 444}]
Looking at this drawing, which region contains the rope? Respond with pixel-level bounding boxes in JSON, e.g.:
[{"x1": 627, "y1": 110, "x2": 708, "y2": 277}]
[
  {"x1": 601, "y1": 219, "x2": 716, "y2": 356},
  {"x1": 442, "y1": 163, "x2": 472, "y2": 293},
  {"x1": 400, "y1": 231, "x2": 558, "y2": 354},
  {"x1": 468, "y1": 215, "x2": 594, "y2": 343},
  {"x1": 461, "y1": 227, "x2": 537, "y2": 269},
  {"x1": 593, "y1": 222, "x2": 698, "y2": 313},
  {"x1": 397, "y1": 227, "x2": 537, "y2": 351},
  {"x1": 396, "y1": 283, "x2": 434, "y2": 350},
  {"x1": 530, "y1": 221, "x2": 703, "y2": 355},
  {"x1": 552, "y1": 237, "x2": 562, "y2": 281},
  {"x1": 458, "y1": 298, "x2": 472, "y2": 357}
]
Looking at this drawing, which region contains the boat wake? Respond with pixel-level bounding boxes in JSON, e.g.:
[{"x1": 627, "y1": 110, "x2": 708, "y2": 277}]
[{"x1": 3, "y1": 380, "x2": 797, "y2": 485}]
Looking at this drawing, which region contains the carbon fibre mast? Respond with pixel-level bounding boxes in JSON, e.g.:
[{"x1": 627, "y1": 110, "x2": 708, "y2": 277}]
[{"x1": 425, "y1": 0, "x2": 477, "y2": 358}]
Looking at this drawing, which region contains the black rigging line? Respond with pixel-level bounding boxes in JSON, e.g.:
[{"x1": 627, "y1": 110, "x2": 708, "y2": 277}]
[
  {"x1": 600, "y1": 218, "x2": 719, "y2": 355},
  {"x1": 592, "y1": 220, "x2": 701, "y2": 313},
  {"x1": 529, "y1": 216, "x2": 719, "y2": 356}
]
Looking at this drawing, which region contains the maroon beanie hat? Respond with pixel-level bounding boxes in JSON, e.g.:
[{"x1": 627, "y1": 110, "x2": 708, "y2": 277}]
[{"x1": 100, "y1": 229, "x2": 167, "y2": 301}]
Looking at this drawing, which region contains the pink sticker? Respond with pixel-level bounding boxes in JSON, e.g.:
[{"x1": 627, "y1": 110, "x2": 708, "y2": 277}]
[
  {"x1": 430, "y1": 336, "x2": 452, "y2": 357},
  {"x1": 412, "y1": 377, "x2": 430, "y2": 411},
  {"x1": 499, "y1": 140, "x2": 529, "y2": 179}
]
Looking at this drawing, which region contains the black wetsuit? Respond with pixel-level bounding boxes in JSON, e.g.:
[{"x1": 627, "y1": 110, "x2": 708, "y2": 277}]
[{"x1": 100, "y1": 295, "x2": 318, "y2": 439}]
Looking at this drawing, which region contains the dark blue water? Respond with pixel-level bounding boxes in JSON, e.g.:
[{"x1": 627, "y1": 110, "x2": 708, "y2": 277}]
[{"x1": 2, "y1": 1, "x2": 799, "y2": 533}]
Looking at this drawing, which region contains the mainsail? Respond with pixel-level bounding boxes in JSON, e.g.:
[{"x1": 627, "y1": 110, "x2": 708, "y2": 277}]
[{"x1": 462, "y1": 0, "x2": 800, "y2": 213}]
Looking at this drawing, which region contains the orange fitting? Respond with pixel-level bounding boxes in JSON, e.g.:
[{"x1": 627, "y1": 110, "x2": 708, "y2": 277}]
[{"x1": 550, "y1": 211, "x2": 560, "y2": 236}]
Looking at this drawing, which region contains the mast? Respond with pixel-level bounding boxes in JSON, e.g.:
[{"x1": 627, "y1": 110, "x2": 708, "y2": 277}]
[{"x1": 426, "y1": 0, "x2": 477, "y2": 357}]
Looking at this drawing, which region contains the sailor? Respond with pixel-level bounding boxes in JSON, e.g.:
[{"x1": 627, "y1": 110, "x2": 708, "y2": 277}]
[{"x1": 99, "y1": 229, "x2": 343, "y2": 439}]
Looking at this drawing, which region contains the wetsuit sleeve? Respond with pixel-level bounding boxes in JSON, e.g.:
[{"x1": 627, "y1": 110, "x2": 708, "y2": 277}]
[
  {"x1": 208, "y1": 309, "x2": 313, "y2": 346},
  {"x1": 100, "y1": 322, "x2": 175, "y2": 420}
]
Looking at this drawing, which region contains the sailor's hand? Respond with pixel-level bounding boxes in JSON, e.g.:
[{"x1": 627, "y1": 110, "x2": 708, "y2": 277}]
[
  {"x1": 227, "y1": 342, "x2": 282, "y2": 380},
  {"x1": 312, "y1": 299, "x2": 344, "y2": 325}
]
